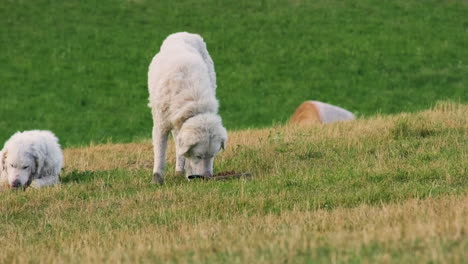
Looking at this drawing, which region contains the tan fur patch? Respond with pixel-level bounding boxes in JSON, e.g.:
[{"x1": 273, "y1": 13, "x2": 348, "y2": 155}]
[{"x1": 289, "y1": 101, "x2": 322, "y2": 125}]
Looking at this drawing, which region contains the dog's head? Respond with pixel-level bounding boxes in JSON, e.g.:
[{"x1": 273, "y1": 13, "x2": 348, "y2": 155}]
[
  {"x1": 1, "y1": 148, "x2": 38, "y2": 189},
  {"x1": 177, "y1": 114, "x2": 227, "y2": 178}
]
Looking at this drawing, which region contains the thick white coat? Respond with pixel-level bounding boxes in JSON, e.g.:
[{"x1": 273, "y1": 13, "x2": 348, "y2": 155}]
[
  {"x1": 148, "y1": 32, "x2": 227, "y2": 184},
  {"x1": 313, "y1": 101, "x2": 355, "y2": 123},
  {"x1": 0, "y1": 130, "x2": 63, "y2": 189}
]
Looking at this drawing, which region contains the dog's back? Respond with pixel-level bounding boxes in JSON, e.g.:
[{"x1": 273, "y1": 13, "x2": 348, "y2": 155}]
[
  {"x1": 148, "y1": 32, "x2": 219, "y2": 130},
  {"x1": 159, "y1": 32, "x2": 216, "y2": 89}
]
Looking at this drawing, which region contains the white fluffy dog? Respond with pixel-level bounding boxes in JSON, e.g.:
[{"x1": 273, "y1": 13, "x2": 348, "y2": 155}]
[
  {"x1": 148, "y1": 32, "x2": 227, "y2": 184},
  {"x1": 0, "y1": 130, "x2": 63, "y2": 189}
]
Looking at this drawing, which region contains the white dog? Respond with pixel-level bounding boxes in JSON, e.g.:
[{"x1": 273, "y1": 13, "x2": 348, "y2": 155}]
[
  {"x1": 0, "y1": 130, "x2": 63, "y2": 189},
  {"x1": 148, "y1": 32, "x2": 227, "y2": 184}
]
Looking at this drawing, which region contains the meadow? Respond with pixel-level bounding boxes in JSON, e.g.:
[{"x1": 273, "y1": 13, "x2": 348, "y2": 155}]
[
  {"x1": 1, "y1": 0, "x2": 467, "y2": 146},
  {"x1": 1, "y1": 0, "x2": 468, "y2": 263},
  {"x1": 0, "y1": 102, "x2": 467, "y2": 263}
]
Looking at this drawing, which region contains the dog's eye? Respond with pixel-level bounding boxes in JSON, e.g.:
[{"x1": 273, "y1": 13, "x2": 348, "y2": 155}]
[
  {"x1": 9, "y1": 164, "x2": 14, "y2": 168},
  {"x1": 22, "y1": 166, "x2": 29, "y2": 169},
  {"x1": 196, "y1": 155, "x2": 202, "y2": 159}
]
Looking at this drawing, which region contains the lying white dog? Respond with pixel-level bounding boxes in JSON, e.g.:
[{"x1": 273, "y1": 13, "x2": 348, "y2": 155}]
[
  {"x1": 148, "y1": 32, "x2": 227, "y2": 184},
  {"x1": 0, "y1": 130, "x2": 63, "y2": 189},
  {"x1": 289, "y1": 101, "x2": 355, "y2": 125}
]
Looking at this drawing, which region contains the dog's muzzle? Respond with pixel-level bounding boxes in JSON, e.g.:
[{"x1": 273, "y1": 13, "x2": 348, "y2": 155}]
[{"x1": 11, "y1": 179, "x2": 22, "y2": 188}]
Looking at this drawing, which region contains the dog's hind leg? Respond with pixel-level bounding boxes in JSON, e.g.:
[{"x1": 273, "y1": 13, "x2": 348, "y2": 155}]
[
  {"x1": 152, "y1": 125, "x2": 169, "y2": 185},
  {"x1": 172, "y1": 130, "x2": 185, "y2": 176}
]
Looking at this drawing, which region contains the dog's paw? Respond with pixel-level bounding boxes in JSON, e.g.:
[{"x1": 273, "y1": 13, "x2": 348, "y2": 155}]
[
  {"x1": 152, "y1": 172, "x2": 164, "y2": 185},
  {"x1": 29, "y1": 180, "x2": 42, "y2": 189}
]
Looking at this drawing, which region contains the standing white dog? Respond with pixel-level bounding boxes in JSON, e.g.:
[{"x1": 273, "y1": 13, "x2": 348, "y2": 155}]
[
  {"x1": 0, "y1": 130, "x2": 63, "y2": 189},
  {"x1": 148, "y1": 32, "x2": 227, "y2": 184}
]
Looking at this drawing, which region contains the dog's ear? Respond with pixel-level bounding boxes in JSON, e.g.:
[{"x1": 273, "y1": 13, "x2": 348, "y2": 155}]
[
  {"x1": 33, "y1": 154, "x2": 39, "y2": 174},
  {"x1": 176, "y1": 127, "x2": 200, "y2": 157},
  {"x1": 177, "y1": 139, "x2": 196, "y2": 157},
  {"x1": 1, "y1": 150, "x2": 7, "y2": 171},
  {"x1": 30, "y1": 150, "x2": 45, "y2": 178}
]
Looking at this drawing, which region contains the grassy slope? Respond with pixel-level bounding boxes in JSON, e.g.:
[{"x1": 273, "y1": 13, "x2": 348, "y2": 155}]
[
  {"x1": 1, "y1": 0, "x2": 468, "y2": 146},
  {"x1": 0, "y1": 102, "x2": 467, "y2": 263}
]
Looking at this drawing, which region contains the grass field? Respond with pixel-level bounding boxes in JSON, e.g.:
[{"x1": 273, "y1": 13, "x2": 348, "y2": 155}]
[
  {"x1": 0, "y1": 102, "x2": 467, "y2": 263},
  {"x1": 1, "y1": 0, "x2": 467, "y2": 262},
  {"x1": 1, "y1": 0, "x2": 468, "y2": 146}
]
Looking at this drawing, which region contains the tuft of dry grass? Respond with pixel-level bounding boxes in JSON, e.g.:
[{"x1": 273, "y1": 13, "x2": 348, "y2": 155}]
[{"x1": 1, "y1": 102, "x2": 467, "y2": 263}]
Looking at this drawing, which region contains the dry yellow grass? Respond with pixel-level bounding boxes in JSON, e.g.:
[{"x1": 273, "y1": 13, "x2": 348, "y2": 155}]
[
  {"x1": 1, "y1": 195, "x2": 466, "y2": 263},
  {"x1": 1, "y1": 102, "x2": 467, "y2": 263}
]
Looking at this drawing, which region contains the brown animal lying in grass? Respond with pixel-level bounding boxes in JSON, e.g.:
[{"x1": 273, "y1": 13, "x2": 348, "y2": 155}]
[{"x1": 289, "y1": 101, "x2": 355, "y2": 125}]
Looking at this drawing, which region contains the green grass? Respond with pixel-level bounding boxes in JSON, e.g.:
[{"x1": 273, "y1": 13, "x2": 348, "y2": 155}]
[
  {"x1": 0, "y1": 102, "x2": 467, "y2": 263},
  {"x1": 1, "y1": 0, "x2": 468, "y2": 146}
]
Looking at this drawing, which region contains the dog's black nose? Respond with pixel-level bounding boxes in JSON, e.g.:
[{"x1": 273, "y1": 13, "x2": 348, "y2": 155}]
[{"x1": 11, "y1": 180, "x2": 22, "y2": 188}]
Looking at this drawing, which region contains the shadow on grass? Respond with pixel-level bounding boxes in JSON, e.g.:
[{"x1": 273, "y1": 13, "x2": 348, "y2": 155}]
[
  {"x1": 391, "y1": 118, "x2": 439, "y2": 139},
  {"x1": 61, "y1": 170, "x2": 99, "y2": 184}
]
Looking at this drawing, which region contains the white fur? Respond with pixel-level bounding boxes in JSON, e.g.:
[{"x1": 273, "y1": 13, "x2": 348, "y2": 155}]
[
  {"x1": 0, "y1": 130, "x2": 63, "y2": 189},
  {"x1": 148, "y1": 32, "x2": 227, "y2": 184},
  {"x1": 313, "y1": 101, "x2": 355, "y2": 123}
]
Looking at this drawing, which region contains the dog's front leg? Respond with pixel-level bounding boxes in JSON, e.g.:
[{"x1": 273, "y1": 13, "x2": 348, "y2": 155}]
[
  {"x1": 152, "y1": 125, "x2": 169, "y2": 185},
  {"x1": 175, "y1": 155, "x2": 186, "y2": 176},
  {"x1": 29, "y1": 174, "x2": 59, "y2": 189},
  {"x1": 172, "y1": 130, "x2": 185, "y2": 176}
]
